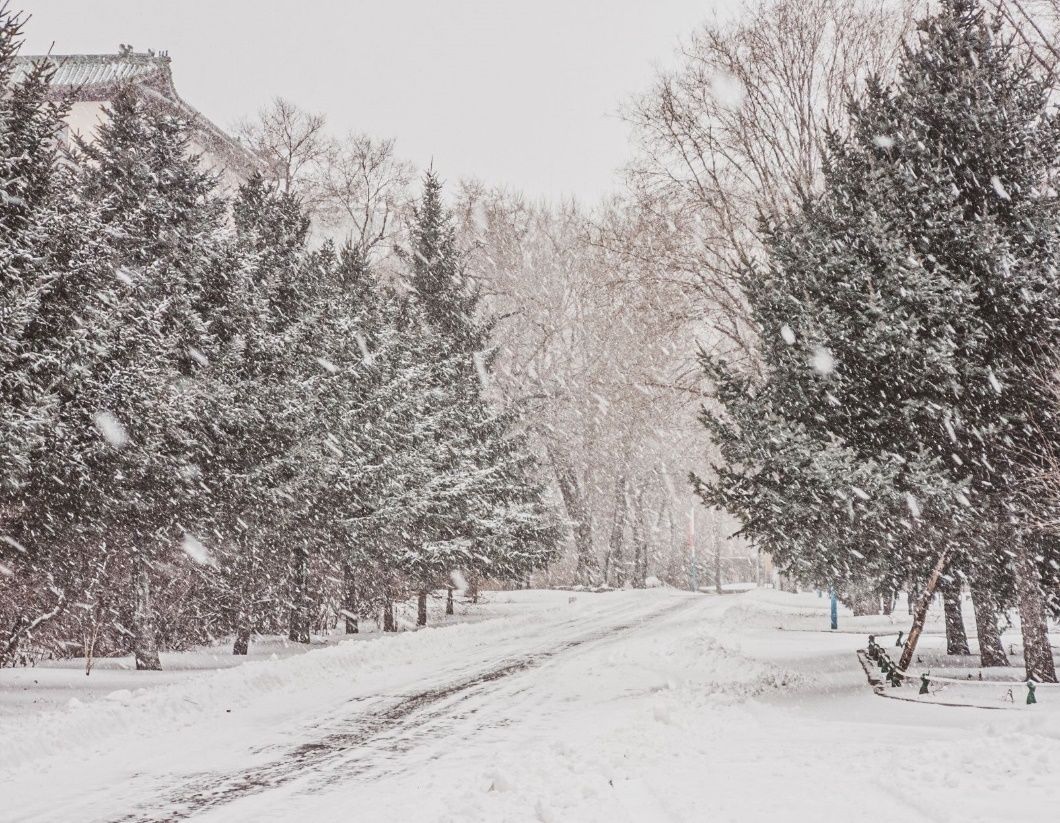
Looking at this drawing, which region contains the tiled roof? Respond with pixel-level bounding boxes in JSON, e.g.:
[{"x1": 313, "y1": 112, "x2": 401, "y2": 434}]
[
  {"x1": 12, "y1": 50, "x2": 171, "y2": 89},
  {"x1": 10, "y1": 48, "x2": 261, "y2": 181}
]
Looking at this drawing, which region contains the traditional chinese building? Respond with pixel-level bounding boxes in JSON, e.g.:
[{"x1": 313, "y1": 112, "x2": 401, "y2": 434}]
[{"x1": 12, "y1": 45, "x2": 259, "y2": 190}]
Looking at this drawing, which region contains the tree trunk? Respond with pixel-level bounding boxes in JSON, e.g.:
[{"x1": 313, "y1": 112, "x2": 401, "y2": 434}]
[
  {"x1": 606, "y1": 476, "x2": 628, "y2": 587},
  {"x1": 466, "y1": 574, "x2": 479, "y2": 604},
  {"x1": 417, "y1": 590, "x2": 428, "y2": 626},
  {"x1": 342, "y1": 555, "x2": 359, "y2": 634},
  {"x1": 547, "y1": 445, "x2": 596, "y2": 585},
  {"x1": 446, "y1": 587, "x2": 454, "y2": 615},
  {"x1": 233, "y1": 624, "x2": 251, "y2": 656},
  {"x1": 969, "y1": 581, "x2": 1008, "y2": 668},
  {"x1": 288, "y1": 542, "x2": 311, "y2": 643},
  {"x1": 383, "y1": 599, "x2": 396, "y2": 632},
  {"x1": 1014, "y1": 537, "x2": 1057, "y2": 682},
  {"x1": 941, "y1": 575, "x2": 971, "y2": 656},
  {"x1": 713, "y1": 516, "x2": 723, "y2": 595},
  {"x1": 131, "y1": 550, "x2": 162, "y2": 671},
  {"x1": 629, "y1": 488, "x2": 649, "y2": 588},
  {"x1": 899, "y1": 551, "x2": 951, "y2": 671}
]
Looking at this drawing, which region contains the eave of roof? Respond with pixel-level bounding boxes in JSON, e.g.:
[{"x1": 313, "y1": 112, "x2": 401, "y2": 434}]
[
  {"x1": 12, "y1": 51, "x2": 171, "y2": 89},
  {"x1": 12, "y1": 50, "x2": 263, "y2": 181}
]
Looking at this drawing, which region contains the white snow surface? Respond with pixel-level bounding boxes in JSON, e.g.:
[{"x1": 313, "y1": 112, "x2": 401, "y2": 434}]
[{"x1": 3, "y1": 588, "x2": 1059, "y2": 821}]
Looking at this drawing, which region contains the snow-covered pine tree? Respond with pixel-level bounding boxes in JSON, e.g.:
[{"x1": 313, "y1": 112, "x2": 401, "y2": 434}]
[
  {"x1": 865, "y1": 0, "x2": 1060, "y2": 679},
  {"x1": 698, "y1": 0, "x2": 1060, "y2": 681},
  {"x1": 190, "y1": 173, "x2": 319, "y2": 652},
  {"x1": 315, "y1": 256, "x2": 462, "y2": 632},
  {"x1": 65, "y1": 85, "x2": 229, "y2": 669},
  {"x1": 0, "y1": 11, "x2": 79, "y2": 663},
  {"x1": 404, "y1": 172, "x2": 557, "y2": 611}
]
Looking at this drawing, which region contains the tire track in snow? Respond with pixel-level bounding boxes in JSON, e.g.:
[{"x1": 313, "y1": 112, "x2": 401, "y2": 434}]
[{"x1": 116, "y1": 595, "x2": 698, "y2": 822}]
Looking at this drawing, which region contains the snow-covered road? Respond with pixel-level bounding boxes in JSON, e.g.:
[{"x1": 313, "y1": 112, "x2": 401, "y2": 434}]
[{"x1": 4, "y1": 589, "x2": 1060, "y2": 822}]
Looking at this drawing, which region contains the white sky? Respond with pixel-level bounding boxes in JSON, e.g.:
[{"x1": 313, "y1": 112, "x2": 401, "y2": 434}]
[{"x1": 19, "y1": 0, "x2": 743, "y2": 202}]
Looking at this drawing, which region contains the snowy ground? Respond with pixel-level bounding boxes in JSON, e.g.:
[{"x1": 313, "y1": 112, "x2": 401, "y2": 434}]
[{"x1": 3, "y1": 588, "x2": 1059, "y2": 822}]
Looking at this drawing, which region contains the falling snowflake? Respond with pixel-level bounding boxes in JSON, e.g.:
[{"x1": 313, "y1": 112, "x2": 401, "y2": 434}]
[
  {"x1": 181, "y1": 533, "x2": 216, "y2": 567},
  {"x1": 315, "y1": 357, "x2": 339, "y2": 374},
  {"x1": 710, "y1": 71, "x2": 745, "y2": 108},
  {"x1": 1, "y1": 535, "x2": 27, "y2": 554},
  {"x1": 990, "y1": 176, "x2": 1011, "y2": 201},
  {"x1": 92, "y1": 411, "x2": 128, "y2": 449},
  {"x1": 355, "y1": 332, "x2": 372, "y2": 362},
  {"x1": 810, "y1": 347, "x2": 835, "y2": 375},
  {"x1": 780, "y1": 324, "x2": 796, "y2": 345},
  {"x1": 473, "y1": 351, "x2": 490, "y2": 390},
  {"x1": 873, "y1": 135, "x2": 895, "y2": 149}
]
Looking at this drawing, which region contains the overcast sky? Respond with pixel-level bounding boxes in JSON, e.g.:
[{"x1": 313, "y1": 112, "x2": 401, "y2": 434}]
[{"x1": 20, "y1": 1, "x2": 743, "y2": 202}]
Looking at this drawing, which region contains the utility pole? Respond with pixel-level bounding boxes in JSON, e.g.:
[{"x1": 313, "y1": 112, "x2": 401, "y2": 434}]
[{"x1": 829, "y1": 587, "x2": 838, "y2": 631}]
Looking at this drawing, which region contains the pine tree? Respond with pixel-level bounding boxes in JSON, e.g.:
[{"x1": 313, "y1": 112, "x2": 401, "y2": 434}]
[
  {"x1": 63, "y1": 85, "x2": 229, "y2": 668},
  {"x1": 0, "y1": 11, "x2": 79, "y2": 663},
  {"x1": 404, "y1": 172, "x2": 558, "y2": 607},
  {"x1": 190, "y1": 173, "x2": 318, "y2": 652},
  {"x1": 698, "y1": 0, "x2": 1060, "y2": 679}
]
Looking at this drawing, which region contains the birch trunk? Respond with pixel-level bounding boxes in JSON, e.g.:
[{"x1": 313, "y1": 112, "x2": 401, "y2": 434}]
[{"x1": 546, "y1": 445, "x2": 596, "y2": 585}]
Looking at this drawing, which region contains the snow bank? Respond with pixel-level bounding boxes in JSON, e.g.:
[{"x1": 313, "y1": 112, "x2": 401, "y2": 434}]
[{"x1": 0, "y1": 589, "x2": 584, "y2": 776}]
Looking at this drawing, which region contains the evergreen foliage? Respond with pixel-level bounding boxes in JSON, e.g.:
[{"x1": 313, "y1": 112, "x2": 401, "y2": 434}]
[
  {"x1": 697, "y1": 0, "x2": 1060, "y2": 679},
  {"x1": 0, "y1": 39, "x2": 558, "y2": 662}
]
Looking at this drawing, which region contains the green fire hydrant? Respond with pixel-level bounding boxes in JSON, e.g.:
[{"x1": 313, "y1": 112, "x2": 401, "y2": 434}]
[
  {"x1": 1027, "y1": 681, "x2": 1037, "y2": 705},
  {"x1": 920, "y1": 673, "x2": 930, "y2": 695}
]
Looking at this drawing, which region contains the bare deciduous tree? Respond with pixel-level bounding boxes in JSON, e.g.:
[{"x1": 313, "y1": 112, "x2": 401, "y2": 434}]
[
  {"x1": 317, "y1": 133, "x2": 413, "y2": 260},
  {"x1": 236, "y1": 96, "x2": 329, "y2": 202},
  {"x1": 456, "y1": 187, "x2": 729, "y2": 587},
  {"x1": 612, "y1": 0, "x2": 916, "y2": 368}
]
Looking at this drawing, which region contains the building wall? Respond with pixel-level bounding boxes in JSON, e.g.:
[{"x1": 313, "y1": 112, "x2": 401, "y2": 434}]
[
  {"x1": 65, "y1": 100, "x2": 107, "y2": 142},
  {"x1": 60, "y1": 99, "x2": 249, "y2": 195}
]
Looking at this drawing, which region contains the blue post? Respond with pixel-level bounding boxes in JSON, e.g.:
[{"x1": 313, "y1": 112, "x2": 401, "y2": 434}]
[{"x1": 829, "y1": 588, "x2": 838, "y2": 631}]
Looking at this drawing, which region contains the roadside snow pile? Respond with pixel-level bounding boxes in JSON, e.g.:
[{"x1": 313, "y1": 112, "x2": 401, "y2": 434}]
[
  {"x1": 0, "y1": 605, "x2": 536, "y2": 775},
  {"x1": 624, "y1": 620, "x2": 806, "y2": 705},
  {"x1": 0, "y1": 590, "x2": 653, "y2": 779}
]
